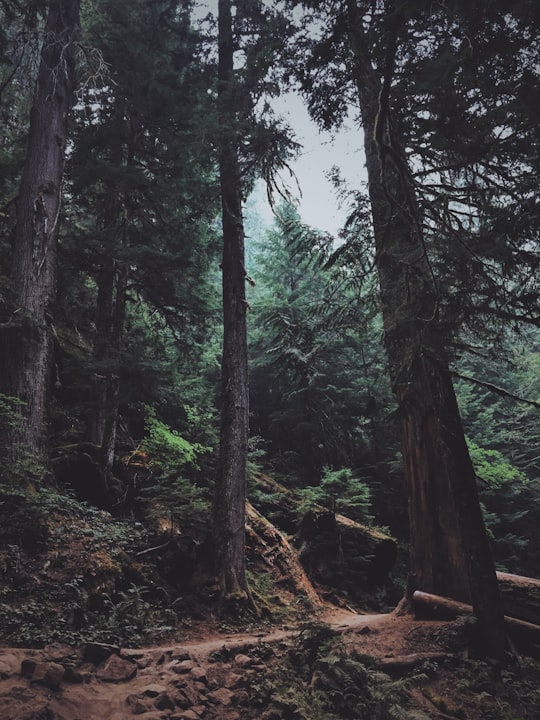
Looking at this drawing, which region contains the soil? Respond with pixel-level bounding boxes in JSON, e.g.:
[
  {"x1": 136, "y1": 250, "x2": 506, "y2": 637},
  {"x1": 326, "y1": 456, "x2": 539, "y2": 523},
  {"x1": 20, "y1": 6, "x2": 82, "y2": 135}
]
[
  {"x1": 1, "y1": 489, "x2": 539, "y2": 719},
  {"x1": 1, "y1": 606, "x2": 539, "y2": 720}
]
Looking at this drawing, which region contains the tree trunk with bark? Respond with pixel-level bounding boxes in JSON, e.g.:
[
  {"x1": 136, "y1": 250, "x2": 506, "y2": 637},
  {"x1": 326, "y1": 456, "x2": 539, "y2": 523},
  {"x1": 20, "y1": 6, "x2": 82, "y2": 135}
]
[
  {"x1": 344, "y1": 0, "x2": 506, "y2": 659},
  {"x1": 212, "y1": 0, "x2": 253, "y2": 608},
  {"x1": 90, "y1": 258, "x2": 127, "y2": 486},
  {"x1": 0, "y1": 0, "x2": 80, "y2": 467},
  {"x1": 89, "y1": 109, "x2": 132, "y2": 485}
]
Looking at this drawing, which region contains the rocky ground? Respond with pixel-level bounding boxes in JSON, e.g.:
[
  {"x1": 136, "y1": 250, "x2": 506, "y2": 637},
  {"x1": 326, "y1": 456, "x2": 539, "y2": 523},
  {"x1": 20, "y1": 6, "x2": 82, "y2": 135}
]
[{"x1": 2, "y1": 608, "x2": 540, "y2": 720}]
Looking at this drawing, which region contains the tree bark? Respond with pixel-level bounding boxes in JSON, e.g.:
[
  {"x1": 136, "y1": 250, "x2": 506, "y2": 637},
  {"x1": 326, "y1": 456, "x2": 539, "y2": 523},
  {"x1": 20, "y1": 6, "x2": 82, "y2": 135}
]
[
  {"x1": 212, "y1": 0, "x2": 253, "y2": 607},
  {"x1": 344, "y1": 0, "x2": 506, "y2": 659},
  {"x1": 91, "y1": 258, "x2": 127, "y2": 484},
  {"x1": 0, "y1": 0, "x2": 80, "y2": 467}
]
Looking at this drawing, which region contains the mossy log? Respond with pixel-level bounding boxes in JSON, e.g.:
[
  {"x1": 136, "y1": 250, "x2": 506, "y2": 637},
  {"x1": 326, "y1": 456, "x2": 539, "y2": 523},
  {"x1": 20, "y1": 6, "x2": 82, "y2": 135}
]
[
  {"x1": 245, "y1": 500, "x2": 322, "y2": 609},
  {"x1": 250, "y1": 474, "x2": 397, "y2": 604},
  {"x1": 296, "y1": 510, "x2": 397, "y2": 597}
]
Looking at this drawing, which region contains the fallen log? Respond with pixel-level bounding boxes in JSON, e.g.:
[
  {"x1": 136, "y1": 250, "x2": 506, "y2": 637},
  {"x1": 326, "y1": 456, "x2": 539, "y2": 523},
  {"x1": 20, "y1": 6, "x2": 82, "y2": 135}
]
[
  {"x1": 245, "y1": 500, "x2": 322, "y2": 609},
  {"x1": 412, "y1": 590, "x2": 540, "y2": 659},
  {"x1": 496, "y1": 571, "x2": 540, "y2": 626},
  {"x1": 251, "y1": 474, "x2": 397, "y2": 603},
  {"x1": 377, "y1": 652, "x2": 456, "y2": 675}
]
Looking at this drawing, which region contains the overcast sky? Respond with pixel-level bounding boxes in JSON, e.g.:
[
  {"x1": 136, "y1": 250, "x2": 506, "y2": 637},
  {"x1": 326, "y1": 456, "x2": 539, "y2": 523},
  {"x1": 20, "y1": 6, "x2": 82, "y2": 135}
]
[
  {"x1": 269, "y1": 93, "x2": 366, "y2": 235},
  {"x1": 194, "y1": 1, "x2": 367, "y2": 236}
]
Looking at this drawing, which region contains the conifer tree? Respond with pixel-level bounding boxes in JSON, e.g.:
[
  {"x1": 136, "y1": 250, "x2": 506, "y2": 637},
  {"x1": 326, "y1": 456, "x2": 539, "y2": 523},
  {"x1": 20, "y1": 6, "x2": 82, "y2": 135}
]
[
  {"x1": 62, "y1": 0, "x2": 218, "y2": 484},
  {"x1": 212, "y1": 0, "x2": 295, "y2": 606},
  {"x1": 286, "y1": 0, "x2": 516, "y2": 658},
  {"x1": 0, "y1": 0, "x2": 80, "y2": 470}
]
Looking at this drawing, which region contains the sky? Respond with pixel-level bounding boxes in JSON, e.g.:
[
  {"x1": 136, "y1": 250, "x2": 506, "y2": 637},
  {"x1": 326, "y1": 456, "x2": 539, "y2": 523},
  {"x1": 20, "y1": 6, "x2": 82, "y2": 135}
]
[
  {"x1": 268, "y1": 93, "x2": 366, "y2": 236},
  {"x1": 193, "y1": 1, "x2": 367, "y2": 237}
]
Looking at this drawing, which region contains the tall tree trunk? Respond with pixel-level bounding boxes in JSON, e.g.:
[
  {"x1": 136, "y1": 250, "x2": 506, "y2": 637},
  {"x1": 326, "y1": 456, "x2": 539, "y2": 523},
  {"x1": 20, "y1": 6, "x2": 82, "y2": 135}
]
[
  {"x1": 212, "y1": 0, "x2": 253, "y2": 607},
  {"x1": 91, "y1": 258, "x2": 127, "y2": 485},
  {"x1": 89, "y1": 108, "x2": 132, "y2": 485},
  {"x1": 345, "y1": 0, "x2": 506, "y2": 659},
  {"x1": 0, "y1": 0, "x2": 80, "y2": 467}
]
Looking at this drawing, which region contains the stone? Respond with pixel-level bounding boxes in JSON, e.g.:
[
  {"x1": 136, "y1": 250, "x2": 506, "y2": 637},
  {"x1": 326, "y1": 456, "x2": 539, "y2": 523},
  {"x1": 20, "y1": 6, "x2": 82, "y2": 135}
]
[
  {"x1": 0, "y1": 653, "x2": 20, "y2": 679},
  {"x1": 172, "y1": 659, "x2": 194, "y2": 674},
  {"x1": 80, "y1": 642, "x2": 120, "y2": 665},
  {"x1": 31, "y1": 661, "x2": 66, "y2": 690},
  {"x1": 234, "y1": 690, "x2": 249, "y2": 706},
  {"x1": 63, "y1": 666, "x2": 84, "y2": 683},
  {"x1": 171, "y1": 712, "x2": 199, "y2": 720},
  {"x1": 176, "y1": 684, "x2": 203, "y2": 706},
  {"x1": 170, "y1": 649, "x2": 191, "y2": 661},
  {"x1": 44, "y1": 643, "x2": 76, "y2": 662},
  {"x1": 20, "y1": 659, "x2": 37, "y2": 678},
  {"x1": 154, "y1": 692, "x2": 176, "y2": 711},
  {"x1": 143, "y1": 683, "x2": 168, "y2": 697},
  {"x1": 97, "y1": 654, "x2": 137, "y2": 682},
  {"x1": 207, "y1": 687, "x2": 234, "y2": 706},
  {"x1": 222, "y1": 671, "x2": 243, "y2": 689},
  {"x1": 189, "y1": 667, "x2": 207, "y2": 683},
  {"x1": 205, "y1": 666, "x2": 224, "y2": 689},
  {"x1": 126, "y1": 693, "x2": 150, "y2": 715},
  {"x1": 233, "y1": 654, "x2": 252, "y2": 667}
]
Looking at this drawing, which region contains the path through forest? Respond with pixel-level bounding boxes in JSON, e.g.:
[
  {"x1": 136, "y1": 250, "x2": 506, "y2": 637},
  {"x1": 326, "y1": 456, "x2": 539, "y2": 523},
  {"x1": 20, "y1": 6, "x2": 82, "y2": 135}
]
[{"x1": 0, "y1": 608, "x2": 450, "y2": 720}]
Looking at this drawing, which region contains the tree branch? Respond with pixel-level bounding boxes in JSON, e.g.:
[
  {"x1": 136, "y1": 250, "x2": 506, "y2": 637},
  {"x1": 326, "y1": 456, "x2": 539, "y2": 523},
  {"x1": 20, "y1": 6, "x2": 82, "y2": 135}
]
[{"x1": 451, "y1": 370, "x2": 540, "y2": 409}]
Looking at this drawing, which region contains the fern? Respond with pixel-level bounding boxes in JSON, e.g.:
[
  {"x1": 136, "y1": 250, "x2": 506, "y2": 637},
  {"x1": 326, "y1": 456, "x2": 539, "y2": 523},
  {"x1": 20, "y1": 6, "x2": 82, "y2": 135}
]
[{"x1": 258, "y1": 621, "x2": 429, "y2": 720}]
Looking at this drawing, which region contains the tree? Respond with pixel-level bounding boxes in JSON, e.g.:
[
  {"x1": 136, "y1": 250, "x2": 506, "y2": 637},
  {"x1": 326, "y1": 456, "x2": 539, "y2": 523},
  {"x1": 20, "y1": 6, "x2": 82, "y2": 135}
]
[
  {"x1": 60, "y1": 0, "x2": 219, "y2": 485},
  {"x1": 249, "y1": 202, "x2": 388, "y2": 486},
  {"x1": 289, "y1": 0, "x2": 508, "y2": 658},
  {"x1": 0, "y1": 0, "x2": 80, "y2": 470},
  {"x1": 212, "y1": 0, "x2": 252, "y2": 606},
  {"x1": 211, "y1": 0, "x2": 296, "y2": 606}
]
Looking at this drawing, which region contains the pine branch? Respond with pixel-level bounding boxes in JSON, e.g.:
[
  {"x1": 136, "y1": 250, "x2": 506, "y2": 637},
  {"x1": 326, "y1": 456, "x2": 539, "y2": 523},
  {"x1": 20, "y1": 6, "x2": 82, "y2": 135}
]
[{"x1": 451, "y1": 370, "x2": 540, "y2": 409}]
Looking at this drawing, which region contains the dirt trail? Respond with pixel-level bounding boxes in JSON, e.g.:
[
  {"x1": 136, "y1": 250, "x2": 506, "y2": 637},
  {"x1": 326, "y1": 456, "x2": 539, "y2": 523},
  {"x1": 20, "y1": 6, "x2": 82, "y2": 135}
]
[{"x1": 0, "y1": 609, "x2": 400, "y2": 720}]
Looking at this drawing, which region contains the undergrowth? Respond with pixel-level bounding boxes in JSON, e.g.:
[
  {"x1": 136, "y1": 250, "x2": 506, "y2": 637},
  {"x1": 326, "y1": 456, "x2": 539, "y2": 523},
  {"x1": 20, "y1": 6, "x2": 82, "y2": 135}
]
[{"x1": 252, "y1": 622, "x2": 429, "y2": 720}]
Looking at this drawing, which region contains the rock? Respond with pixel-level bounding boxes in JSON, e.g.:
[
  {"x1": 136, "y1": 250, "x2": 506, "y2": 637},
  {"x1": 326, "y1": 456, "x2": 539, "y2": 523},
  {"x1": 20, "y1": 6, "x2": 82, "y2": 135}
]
[
  {"x1": 154, "y1": 691, "x2": 176, "y2": 711},
  {"x1": 142, "y1": 683, "x2": 168, "y2": 697},
  {"x1": 97, "y1": 654, "x2": 137, "y2": 682},
  {"x1": 21, "y1": 659, "x2": 37, "y2": 678},
  {"x1": 44, "y1": 643, "x2": 76, "y2": 662},
  {"x1": 189, "y1": 666, "x2": 207, "y2": 683},
  {"x1": 0, "y1": 653, "x2": 20, "y2": 679},
  {"x1": 80, "y1": 641, "x2": 120, "y2": 665},
  {"x1": 173, "y1": 683, "x2": 203, "y2": 706},
  {"x1": 31, "y1": 661, "x2": 66, "y2": 690},
  {"x1": 173, "y1": 690, "x2": 191, "y2": 710},
  {"x1": 170, "y1": 649, "x2": 191, "y2": 661},
  {"x1": 63, "y1": 665, "x2": 84, "y2": 683},
  {"x1": 171, "y1": 713, "x2": 199, "y2": 720},
  {"x1": 233, "y1": 653, "x2": 252, "y2": 667},
  {"x1": 205, "y1": 666, "x2": 223, "y2": 689},
  {"x1": 207, "y1": 687, "x2": 234, "y2": 706},
  {"x1": 127, "y1": 693, "x2": 151, "y2": 714},
  {"x1": 222, "y1": 671, "x2": 243, "y2": 689},
  {"x1": 234, "y1": 690, "x2": 249, "y2": 706},
  {"x1": 172, "y1": 659, "x2": 194, "y2": 674}
]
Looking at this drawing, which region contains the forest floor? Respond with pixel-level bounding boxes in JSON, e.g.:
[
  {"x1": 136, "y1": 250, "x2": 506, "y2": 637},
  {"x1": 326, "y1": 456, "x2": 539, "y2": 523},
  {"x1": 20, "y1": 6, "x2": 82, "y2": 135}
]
[
  {"x1": 1, "y1": 488, "x2": 540, "y2": 719},
  {"x1": 1, "y1": 605, "x2": 540, "y2": 720}
]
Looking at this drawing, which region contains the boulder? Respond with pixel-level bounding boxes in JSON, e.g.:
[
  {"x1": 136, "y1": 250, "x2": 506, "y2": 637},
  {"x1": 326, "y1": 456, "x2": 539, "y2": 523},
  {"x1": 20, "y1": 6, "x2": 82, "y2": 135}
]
[{"x1": 97, "y1": 654, "x2": 137, "y2": 682}]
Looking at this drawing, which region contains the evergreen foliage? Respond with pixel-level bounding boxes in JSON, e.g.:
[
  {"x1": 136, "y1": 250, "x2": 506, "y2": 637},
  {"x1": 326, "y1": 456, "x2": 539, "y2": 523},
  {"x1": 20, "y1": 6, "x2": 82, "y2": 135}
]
[
  {"x1": 138, "y1": 407, "x2": 212, "y2": 533},
  {"x1": 0, "y1": 0, "x2": 538, "y2": 658},
  {"x1": 297, "y1": 466, "x2": 373, "y2": 525}
]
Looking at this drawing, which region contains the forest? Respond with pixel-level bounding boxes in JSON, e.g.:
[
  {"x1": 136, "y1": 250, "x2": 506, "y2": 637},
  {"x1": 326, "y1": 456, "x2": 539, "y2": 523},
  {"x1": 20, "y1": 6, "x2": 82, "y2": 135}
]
[{"x1": 1, "y1": 0, "x2": 540, "y2": 718}]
